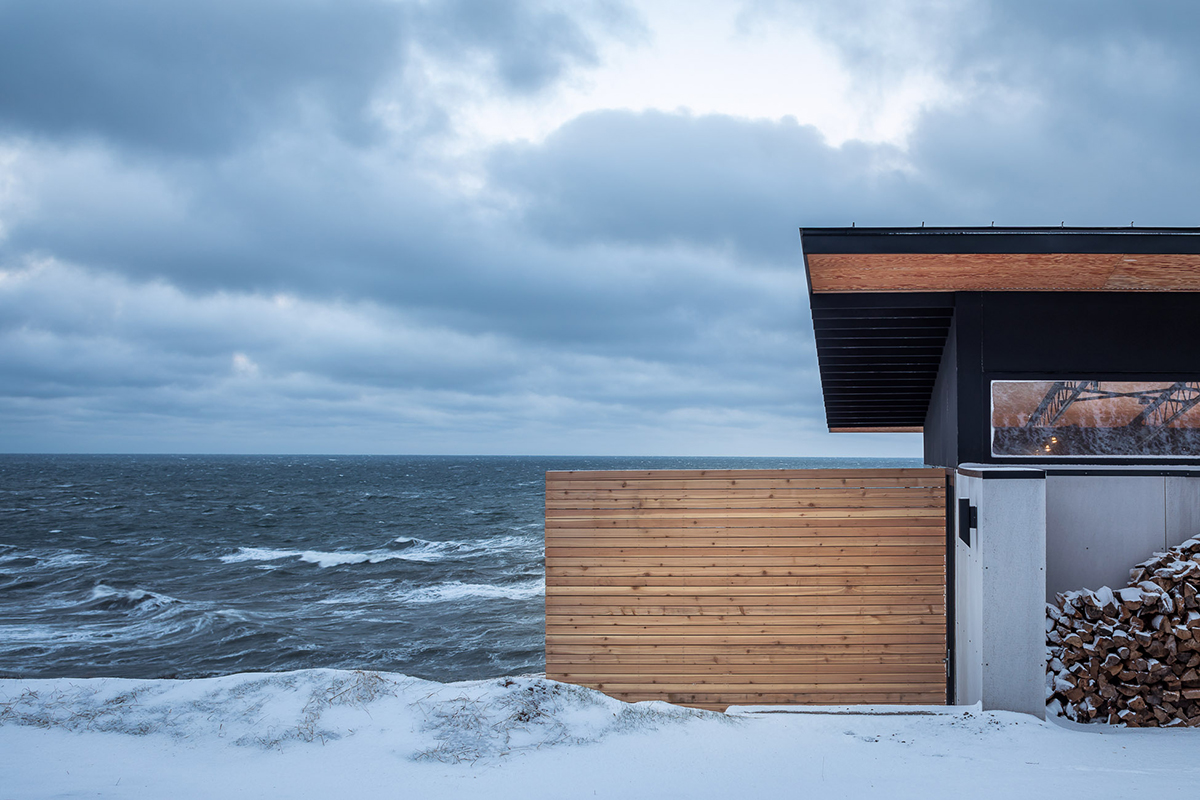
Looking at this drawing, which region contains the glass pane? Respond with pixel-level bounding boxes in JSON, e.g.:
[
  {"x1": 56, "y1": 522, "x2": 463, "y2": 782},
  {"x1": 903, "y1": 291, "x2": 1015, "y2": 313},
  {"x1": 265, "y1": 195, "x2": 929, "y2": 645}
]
[{"x1": 991, "y1": 380, "x2": 1200, "y2": 457}]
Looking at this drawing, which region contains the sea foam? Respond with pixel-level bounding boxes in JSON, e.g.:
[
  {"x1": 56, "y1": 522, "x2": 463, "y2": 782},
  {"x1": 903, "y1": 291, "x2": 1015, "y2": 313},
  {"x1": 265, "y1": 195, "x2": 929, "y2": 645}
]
[
  {"x1": 398, "y1": 579, "x2": 545, "y2": 604},
  {"x1": 220, "y1": 534, "x2": 535, "y2": 569}
]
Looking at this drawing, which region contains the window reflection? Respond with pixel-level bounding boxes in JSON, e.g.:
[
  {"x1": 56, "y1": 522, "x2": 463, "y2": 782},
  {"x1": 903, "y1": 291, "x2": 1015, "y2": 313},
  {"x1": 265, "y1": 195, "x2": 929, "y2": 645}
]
[{"x1": 991, "y1": 381, "x2": 1200, "y2": 457}]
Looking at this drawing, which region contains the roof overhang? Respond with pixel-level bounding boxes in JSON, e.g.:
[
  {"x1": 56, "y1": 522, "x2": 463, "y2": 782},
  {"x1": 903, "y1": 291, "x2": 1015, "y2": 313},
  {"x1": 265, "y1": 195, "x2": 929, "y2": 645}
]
[{"x1": 801, "y1": 227, "x2": 1200, "y2": 433}]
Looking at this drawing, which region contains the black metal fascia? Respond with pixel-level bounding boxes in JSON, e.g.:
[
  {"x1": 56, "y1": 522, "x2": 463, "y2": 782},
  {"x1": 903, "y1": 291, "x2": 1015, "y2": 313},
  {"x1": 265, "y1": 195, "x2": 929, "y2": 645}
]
[{"x1": 799, "y1": 226, "x2": 1200, "y2": 256}]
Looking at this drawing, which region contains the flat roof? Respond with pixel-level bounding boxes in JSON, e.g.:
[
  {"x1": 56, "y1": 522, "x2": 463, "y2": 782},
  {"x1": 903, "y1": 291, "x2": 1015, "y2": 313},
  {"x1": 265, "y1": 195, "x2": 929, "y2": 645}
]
[
  {"x1": 801, "y1": 226, "x2": 1200, "y2": 293},
  {"x1": 800, "y1": 227, "x2": 1200, "y2": 433}
]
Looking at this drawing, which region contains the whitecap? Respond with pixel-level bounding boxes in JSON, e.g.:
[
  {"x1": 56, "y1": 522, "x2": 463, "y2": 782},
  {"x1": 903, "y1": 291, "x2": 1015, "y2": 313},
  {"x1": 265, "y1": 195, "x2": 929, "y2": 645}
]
[
  {"x1": 398, "y1": 579, "x2": 545, "y2": 604},
  {"x1": 220, "y1": 532, "x2": 539, "y2": 570},
  {"x1": 87, "y1": 584, "x2": 181, "y2": 613},
  {"x1": 219, "y1": 547, "x2": 298, "y2": 564},
  {"x1": 0, "y1": 550, "x2": 94, "y2": 570},
  {"x1": 221, "y1": 546, "x2": 420, "y2": 569},
  {"x1": 391, "y1": 534, "x2": 538, "y2": 562},
  {"x1": 299, "y1": 551, "x2": 375, "y2": 568}
]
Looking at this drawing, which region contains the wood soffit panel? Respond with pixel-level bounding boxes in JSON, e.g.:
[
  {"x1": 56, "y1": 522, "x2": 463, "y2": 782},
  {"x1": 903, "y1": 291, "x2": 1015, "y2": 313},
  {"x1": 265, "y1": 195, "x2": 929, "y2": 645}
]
[{"x1": 806, "y1": 253, "x2": 1200, "y2": 293}]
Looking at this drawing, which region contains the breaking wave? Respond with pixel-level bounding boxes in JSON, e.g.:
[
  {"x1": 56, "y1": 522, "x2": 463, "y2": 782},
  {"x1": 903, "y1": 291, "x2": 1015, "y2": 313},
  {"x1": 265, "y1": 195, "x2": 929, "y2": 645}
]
[
  {"x1": 220, "y1": 535, "x2": 535, "y2": 569},
  {"x1": 84, "y1": 584, "x2": 181, "y2": 614},
  {"x1": 398, "y1": 579, "x2": 545, "y2": 604}
]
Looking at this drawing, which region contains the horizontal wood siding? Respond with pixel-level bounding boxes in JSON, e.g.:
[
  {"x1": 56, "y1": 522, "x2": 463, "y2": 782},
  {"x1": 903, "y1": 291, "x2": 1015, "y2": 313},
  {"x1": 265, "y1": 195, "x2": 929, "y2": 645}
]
[{"x1": 545, "y1": 468, "x2": 947, "y2": 711}]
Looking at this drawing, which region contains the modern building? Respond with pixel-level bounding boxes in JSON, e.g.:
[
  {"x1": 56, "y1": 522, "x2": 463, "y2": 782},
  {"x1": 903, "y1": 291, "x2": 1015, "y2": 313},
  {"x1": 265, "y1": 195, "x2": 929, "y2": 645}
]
[{"x1": 801, "y1": 226, "x2": 1200, "y2": 716}]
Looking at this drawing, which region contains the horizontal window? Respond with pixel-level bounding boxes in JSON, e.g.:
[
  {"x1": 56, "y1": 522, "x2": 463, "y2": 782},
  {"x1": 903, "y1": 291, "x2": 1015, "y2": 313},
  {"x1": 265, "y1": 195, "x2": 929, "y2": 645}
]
[{"x1": 991, "y1": 380, "x2": 1200, "y2": 458}]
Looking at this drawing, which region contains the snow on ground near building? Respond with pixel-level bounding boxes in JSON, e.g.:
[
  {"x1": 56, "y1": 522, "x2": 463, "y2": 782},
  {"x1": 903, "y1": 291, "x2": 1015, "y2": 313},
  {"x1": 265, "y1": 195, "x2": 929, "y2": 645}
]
[{"x1": 1, "y1": 669, "x2": 1198, "y2": 799}]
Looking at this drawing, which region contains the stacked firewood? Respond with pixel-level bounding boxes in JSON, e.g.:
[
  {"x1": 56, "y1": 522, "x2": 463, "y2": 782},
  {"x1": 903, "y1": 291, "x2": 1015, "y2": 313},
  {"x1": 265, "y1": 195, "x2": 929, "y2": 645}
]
[{"x1": 1046, "y1": 537, "x2": 1200, "y2": 727}]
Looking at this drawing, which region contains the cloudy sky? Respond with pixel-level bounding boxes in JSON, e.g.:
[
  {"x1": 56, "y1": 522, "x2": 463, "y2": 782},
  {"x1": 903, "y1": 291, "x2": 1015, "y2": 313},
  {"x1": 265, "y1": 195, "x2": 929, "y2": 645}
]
[{"x1": 2, "y1": 0, "x2": 1198, "y2": 456}]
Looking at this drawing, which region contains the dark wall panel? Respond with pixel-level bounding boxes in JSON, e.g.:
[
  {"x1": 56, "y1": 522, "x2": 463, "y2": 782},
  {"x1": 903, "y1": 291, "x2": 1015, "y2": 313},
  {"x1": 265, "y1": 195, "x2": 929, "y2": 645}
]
[
  {"x1": 923, "y1": 316, "x2": 958, "y2": 468},
  {"x1": 981, "y1": 293, "x2": 1200, "y2": 374}
]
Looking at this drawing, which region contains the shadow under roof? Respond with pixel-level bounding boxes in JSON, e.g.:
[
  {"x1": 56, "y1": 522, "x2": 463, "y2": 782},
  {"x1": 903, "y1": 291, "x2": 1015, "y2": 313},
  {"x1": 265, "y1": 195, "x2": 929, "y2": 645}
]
[{"x1": 800, "y1": 226, "x2": 1200, "y2": 433}]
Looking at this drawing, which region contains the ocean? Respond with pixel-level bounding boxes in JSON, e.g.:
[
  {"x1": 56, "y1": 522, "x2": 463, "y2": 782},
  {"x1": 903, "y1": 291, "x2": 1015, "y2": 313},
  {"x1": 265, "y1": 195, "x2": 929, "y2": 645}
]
[{"x1": 0, "y1": 454, "x2": 922, "y2": 682}]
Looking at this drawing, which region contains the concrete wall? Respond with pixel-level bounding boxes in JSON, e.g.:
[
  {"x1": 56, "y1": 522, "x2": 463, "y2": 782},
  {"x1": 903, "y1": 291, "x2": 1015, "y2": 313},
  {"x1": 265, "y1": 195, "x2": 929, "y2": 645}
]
[
  {"x1": 953, "y1": 468, "x2": 1046, "y2": 718},
  {"x1": 978, "y1": 476, "x2": 1046, "y2": 717},
  {"x1": 953, "y1": 474, "x2": 983, "y2": 706},
  {"x1": 1166, "y1": 477, "x2": 1200, "y2": 548},
  {"x1": 1046, "y1": 474, "x2": 1200, "y2": 600}
]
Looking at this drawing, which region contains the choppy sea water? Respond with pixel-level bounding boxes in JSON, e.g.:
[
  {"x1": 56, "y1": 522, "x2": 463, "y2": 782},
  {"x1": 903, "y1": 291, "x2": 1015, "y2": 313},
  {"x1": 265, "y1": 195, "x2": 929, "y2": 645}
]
[{"x1": 0, "y1": 454, "x2": 921, "y2": 681}]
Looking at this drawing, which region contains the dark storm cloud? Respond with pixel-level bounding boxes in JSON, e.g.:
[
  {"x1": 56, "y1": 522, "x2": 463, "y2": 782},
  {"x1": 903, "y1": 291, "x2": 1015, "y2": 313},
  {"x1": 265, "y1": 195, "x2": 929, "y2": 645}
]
[
  {"x1": 0, "y1": 132, "x2": 807, "y2": 377},
  {"x1": 910, "y1": 0, "x2": 1200, "y2": 226},
  {"x1": 0, "y1": 0, "x2": 625, "y2": 154},
  {"x1": 6, "y1": 0, "x2": 1200, "y2": 454},
  {"x1": 414, "y1": 0, "x2": 640, "y2": 93},
  {"x1": 0, "y1": 0, "x2": 407, "y2": 153},
  {"x1": 0, "y1": 258, "x2": 826, "y2": 454},
  {"x1": 488, "y1": 110, "x2": 929, "y2": 263}
]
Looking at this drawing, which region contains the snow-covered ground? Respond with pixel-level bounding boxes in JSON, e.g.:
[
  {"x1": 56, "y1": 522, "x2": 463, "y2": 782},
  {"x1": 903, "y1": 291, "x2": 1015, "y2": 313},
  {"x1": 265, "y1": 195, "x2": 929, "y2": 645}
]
[{"x1": 1, "y1": 669, "x2": 1197, "y2": 799}]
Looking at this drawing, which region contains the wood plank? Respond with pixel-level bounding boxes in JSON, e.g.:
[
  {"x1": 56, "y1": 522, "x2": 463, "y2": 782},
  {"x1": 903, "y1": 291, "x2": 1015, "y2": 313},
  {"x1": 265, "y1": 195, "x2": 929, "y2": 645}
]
[
  {"x1": 1104, "y1": 254, "x2": 1200, "y2": 290},
  {"x1": 547, "y1": 665, "x2": 947, "y2": 676},
  {"x1": 549, "y1": 592, "x2": 944, "y2": 606},
  {"x1": 546, "y1": 551, "x2": 946, "y2": 561},
  {"x1": 548, "y1": 607, "x2": 944, "y2": 620},
  {"x1": 547, "y1": 545, "x2": 944, "y2": 559},
  {"x1": 805, "y1": 252, "x2": 1120, "y2": 293},
  {"x1": 546, "y1": 568, "x2": 945, "y2": 581},
  {"x1": 547, "y1": 634, "x2": 945, "y2": 645},
  {"x1": 547, "y1": 510, "x2": 945, "y2": 522},
  {"x1": 547, "y1": 561, "x2": 945, "y2": 573},
  {"x1": 547, "y1": 488, "x2": 946, "y2": 500},
  {"x1": 547, "y1": 604, "x2": 943, "y2": 617},
  {"x1": 548, "y1": 621, "x2": 941, "y2": 635},
  {"x1": 546, "y1": 573, "x2": 943, "y2": 582},
  {"x1": 546, "y1": 524, "x2": 946, "y2": 537},
  {"x1": 546, "y1": 516, "x2": 945, "y2": 529},
  {"x1": 547, "y1": 499, "x2": 944, "y2": 512},
  {"x1": 548, "y1": 613, "x2": 943, "y2": 626},
  {"x1": 547, "y1": 487, "x2": 946, "y2": 500},
  {"x1": 548, "y1": 623, "x2": 942, "y2": 636},
  {"x1": 547, "y1": 568, "x2": 948, "y2": 577},
  {"x1": 562, "y1": 685, "x2": 949, "y2": 698},
  {"x1": 547, "y1": 612, "x2": 940, "y2": 625},
  {"x1": 547, "y1": 599, "x2": 945, "y2": 611},
  {"x1": 544, "y1": 542, "x2": 945, "y2": 554},
  {"x1": 549, "y1": 660, "x2": 943, "y2": 672},
  {"x1": 547, "y1": 643, "x2": 945, "y2": 656},
  {"x1": 605, "y1": 691, "x2": 946, "y2": 705},
  {"x1": 547, "y1": 669, "x2": 945, "y2": 681},
  {"x1": 586, "y1": 684, "x2": 950, "y2": 697},
  {"x1": 546, "y1": 582, "x2": 943, "y2": 595},
  {"x1": 544, "y1": 482, "x2": 943, "y2": 494},
  {"x1": 546, "y1": 468, "x2": 944, "y2": 481},
  {"x1": 549, "y1": 584, "x2": 942, "y2": 596}
]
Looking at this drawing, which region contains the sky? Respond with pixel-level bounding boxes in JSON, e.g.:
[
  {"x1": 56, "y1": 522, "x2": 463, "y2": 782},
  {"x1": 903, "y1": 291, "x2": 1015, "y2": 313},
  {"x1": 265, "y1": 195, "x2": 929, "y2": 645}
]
[{"x1": 1, "y1": 0, "x2": 1199, "y2": 456}]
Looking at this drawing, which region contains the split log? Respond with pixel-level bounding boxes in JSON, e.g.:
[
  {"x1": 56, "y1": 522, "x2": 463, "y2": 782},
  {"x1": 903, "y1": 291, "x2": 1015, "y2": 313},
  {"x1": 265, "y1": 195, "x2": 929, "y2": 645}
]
[{"x1": 1047, "y1": 536, "x2": 1200, "y2": 727}]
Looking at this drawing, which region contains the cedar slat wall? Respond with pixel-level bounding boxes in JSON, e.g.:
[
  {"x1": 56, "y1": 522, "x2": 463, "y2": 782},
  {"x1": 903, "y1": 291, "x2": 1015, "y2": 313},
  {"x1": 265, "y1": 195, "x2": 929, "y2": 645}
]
[{"x1": 545, "y1": 468, "x2": 947, "y2": 711}]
